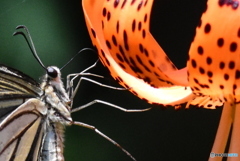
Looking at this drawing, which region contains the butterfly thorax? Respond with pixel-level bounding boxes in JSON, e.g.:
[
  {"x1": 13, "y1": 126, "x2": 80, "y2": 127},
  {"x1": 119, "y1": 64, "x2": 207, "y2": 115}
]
[
  {"x1": 39, "y1": 66, "x2": 72, "y2": 161},
  {"x1": 40, "y1": 66, "x2": 72, "y2": 124}
]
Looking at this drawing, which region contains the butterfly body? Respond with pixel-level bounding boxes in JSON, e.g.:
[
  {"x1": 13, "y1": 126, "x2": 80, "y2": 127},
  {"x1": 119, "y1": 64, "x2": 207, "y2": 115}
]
[
  {"x1": 0, "y1": 65, "x2": 71, "y2": 161},
  {"x1": 39, "y1": 66, "x2": 72, "y2": 161}
]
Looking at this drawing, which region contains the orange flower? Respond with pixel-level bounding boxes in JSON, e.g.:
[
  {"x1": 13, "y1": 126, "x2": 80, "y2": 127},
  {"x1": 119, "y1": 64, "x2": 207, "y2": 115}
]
[{"x1": 82, "y1": 0, "x2": 240, "y2": 160}]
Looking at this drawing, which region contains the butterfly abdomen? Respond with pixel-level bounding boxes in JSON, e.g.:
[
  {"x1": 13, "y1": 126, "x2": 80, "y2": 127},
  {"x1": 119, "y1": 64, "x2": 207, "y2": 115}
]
[{"x1": 40, "y1": 122, "x2": 65, "y2": 161}]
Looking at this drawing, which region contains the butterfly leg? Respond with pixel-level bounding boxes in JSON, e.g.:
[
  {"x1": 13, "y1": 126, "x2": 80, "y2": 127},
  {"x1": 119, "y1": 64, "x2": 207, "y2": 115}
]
[
  {"x1": 67, "y1": 74, "x2": 127, "y2": 102},
  {"x1": 71, "y1": 99, "x2": 151, "y2": 113},
  {"x1": 67, "y1": 60, "x2": 151, "y2": 113},
  {"x1": 67, "y1": 73, "x2": 104, "y2": 101},
  {"x1": 72, "y1": 121, "x2": 136, "y2": 161},
  {"x1": 72, "y1": 76, "x2": 128, "y2": 99},
  {"x1": 66, "y1": 59, "x2": 100, "y2": 96},
  {"x1": 66, "y1": 60, "x2": 126, "y2": 100}
]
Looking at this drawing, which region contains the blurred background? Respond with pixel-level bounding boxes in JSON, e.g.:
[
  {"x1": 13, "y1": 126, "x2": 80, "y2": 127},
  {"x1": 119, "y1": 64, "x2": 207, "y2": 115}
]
[{"x1": 0, "y1": 0, "x2": 222, "y2": 161}]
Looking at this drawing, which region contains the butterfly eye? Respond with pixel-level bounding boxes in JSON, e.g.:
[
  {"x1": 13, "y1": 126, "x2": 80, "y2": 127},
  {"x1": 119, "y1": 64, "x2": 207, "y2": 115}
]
[{"x1": 47, "y1": 67, "x2": 58, "y2": 78}]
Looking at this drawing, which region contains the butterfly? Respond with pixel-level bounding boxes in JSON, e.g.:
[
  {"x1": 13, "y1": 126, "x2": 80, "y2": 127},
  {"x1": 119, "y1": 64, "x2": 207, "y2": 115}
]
[
  {"x1": 82, "y1": 0, "x2": 240, "y2": 160},
  {"x1": 0, "y1": 25, "x2": 151, "y2": 161}
]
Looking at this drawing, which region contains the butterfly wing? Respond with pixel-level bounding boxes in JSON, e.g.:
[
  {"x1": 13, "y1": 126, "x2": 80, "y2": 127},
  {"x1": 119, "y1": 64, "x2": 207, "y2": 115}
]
[
  {"x1": 0, "y1": 98, "x2": 47, "y2": 161},
  {"x1": 0, "y1": 64, "x2": 42, "y2": 120},
  {"x1": 0, "y1": 64, "x2": 45, "y2": 161}
]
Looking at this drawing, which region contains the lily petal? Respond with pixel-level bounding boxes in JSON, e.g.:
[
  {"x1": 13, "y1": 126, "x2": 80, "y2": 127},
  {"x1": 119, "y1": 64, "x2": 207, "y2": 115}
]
[{"x1": 82, "y1": 0, "x2": 192, "y2": 106}]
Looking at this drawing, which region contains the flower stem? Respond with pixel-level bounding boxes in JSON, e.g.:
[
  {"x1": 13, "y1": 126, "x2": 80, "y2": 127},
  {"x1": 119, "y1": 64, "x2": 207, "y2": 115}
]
[{"x1": 209, "y1": 103, "x2": 233, "y2": 161}]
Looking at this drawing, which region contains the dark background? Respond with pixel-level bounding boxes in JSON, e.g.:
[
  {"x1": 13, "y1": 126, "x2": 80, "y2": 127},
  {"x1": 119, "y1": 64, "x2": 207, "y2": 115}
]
[{"x1": 0, "y1": 0, "x2": 223, "y2": 161}]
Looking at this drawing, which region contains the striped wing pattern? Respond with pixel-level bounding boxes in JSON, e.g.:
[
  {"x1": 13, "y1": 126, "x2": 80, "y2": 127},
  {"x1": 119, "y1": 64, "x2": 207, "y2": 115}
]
[
  {"x1": 0, "y1": 65, "x2": 42, "y2": 120},
  {"x1": 0, "y1": 65, "x2": 45, "y2": 161},
  {"x1": 0, "y1": 99, "x2": 46, "y2": 161}
]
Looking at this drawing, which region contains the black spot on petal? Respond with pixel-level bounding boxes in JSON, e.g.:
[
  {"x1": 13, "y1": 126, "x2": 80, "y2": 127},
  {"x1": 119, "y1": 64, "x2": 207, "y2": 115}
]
[
  {"x1": 142, "y1": 29, "x2": 146, "y2": 38},
  {"x1": 102, "y1": 8, "x2": 107, "y2": 17},
  {"x1": 144, "y1": 14, "x2": 148, "y2": 22},
  {"x1": 229, "y1": 61, "x2": 235, "y2": 69},
  {"x1": 219, "y1": 0, "x2": 225, "y2": 6},
  {"x1": 144, "y1": 48, "x2": 149, "y2": 57},
  {"x1": 217, "y1": 38, "x2": 224, "y2": 47},
  {"x1": 106, "y1": 40, "x2": 111, "y2": 49},
  {"x1": 230, "y1": 42, "x2": 237, "y2": 52},
  {"x1": 207, "y1": 71, "x2": 213, "y2": 77},
  {"x1": 132, "y1": 19, "x2": 136, "y2": 32},
  {"x1": 219, "y1": 85, "x2": 224, "y2": 89},
  {"x1": 149, "y1": 60, "x2": 155, "y2": 67},
  {"x1": 91, "y1": 28, "x2": 96, "y2": 38},
  {"x1": 235, "y1": 70, "x2": 240, "y2": 79},
  {"x1": 219, "y1": 62, "x2": 225, "y2": 69},
  {"x1": 206, "y1": 57, "x2": 212, "y2": 65},
  {"x1": 116, "y1": 21, "x2": 119, "y2": 33},
  {"x1": 208, "y1": 79, "x2": 213, "y2": 83},
  {"x1": 194, "y1": 78, "x2": 199, "y2": 84},
  {"x1": 198, "y1": 46, "x2": 204, "y2": 55},
  {"x1": 138, "y1": 21, "x2": 142, "y2": 31},
  {"x1": 112, "y1": 35, "x2": 118, "y2": 46},
  {"x1": 224, "y1": 74, "x2": 229, "y2": 80},
  {"x1": 204, "y1": 23, "x2": 211, "y2": 33},
  {"x1": 123, "y1": 30, "x2": 129, "y2": 51},
  {"x1": 114, "y1": 0, "x2": 120, "y2": 8},
  {"x1": 137, "y1": 1, "x2": 143, "y2": 10},
  {"x1": 107, "y1": 11, "x2": 111, "y2": 21},
  {"x1": 233, "y1": 84, "x2": 237, "y2": 90},
  {"x1": 191, "y1": 59, "x2": 197, "y2": 68},
  {"x1": 139, "y1": 43, "x2": 144, "y2": 53},
  {"x1": 207, "y1": 104, "x2": 213, "y2": 108},
  {"x1": 116, "y1": 53, "x2": 124, "y2": 62},
  {"x1": 199, "y1": 67, "x2": 205, "y2": 74},
  {"x1": 232, "y1": 1, "x2": 239, "y2": 9},
  {"x1": 121, "y1": 0, "x2": 127, "y2": 8}
]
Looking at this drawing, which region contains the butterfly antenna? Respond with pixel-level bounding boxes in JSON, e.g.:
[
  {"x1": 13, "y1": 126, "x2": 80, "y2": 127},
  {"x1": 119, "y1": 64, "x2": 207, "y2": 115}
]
[
  {"x1": 60, "y1": 48, "x2": 96, "y2": 70},
  {"x1": 13, "y1": 25, "x2": 46, "y2": 70}
]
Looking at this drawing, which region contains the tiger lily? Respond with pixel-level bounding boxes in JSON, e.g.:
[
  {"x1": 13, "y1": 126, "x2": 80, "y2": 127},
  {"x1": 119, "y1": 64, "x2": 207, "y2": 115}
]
[{"x1": 82, "y1": 0, "x2": 240, "y2": 160}]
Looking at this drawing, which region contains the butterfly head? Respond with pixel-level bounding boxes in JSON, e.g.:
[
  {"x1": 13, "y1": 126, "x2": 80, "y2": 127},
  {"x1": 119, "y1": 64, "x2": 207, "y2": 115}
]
[{"x1": 46, "y1": 66, "x2": 62, "y2": 83}]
